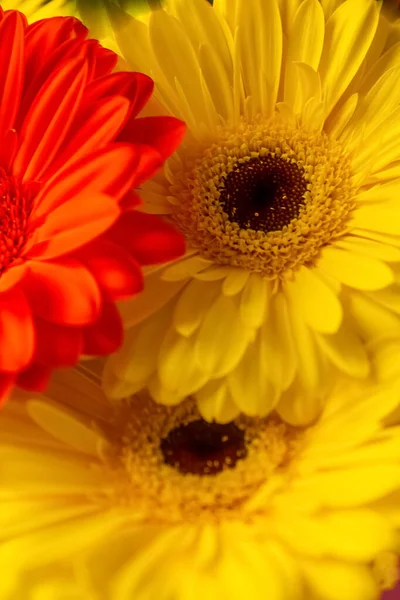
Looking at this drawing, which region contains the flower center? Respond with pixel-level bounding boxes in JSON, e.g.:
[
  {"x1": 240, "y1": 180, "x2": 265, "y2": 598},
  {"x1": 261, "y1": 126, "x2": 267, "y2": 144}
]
[
  {"x1": 160, "y1": 419, "x2": 247, "y2": 475},
  {"x1": 0, "y1": 170, "x2": 35, "y2": 276},
  {"x1": 168, "y1": 116, "x2": 355, "y2": 279},
  {"x1": 106, "y1": 395, "x2": 302, "y2": 524},
  {"x1": 219, "y1": 155, "x2": 307, "y2": 233}
]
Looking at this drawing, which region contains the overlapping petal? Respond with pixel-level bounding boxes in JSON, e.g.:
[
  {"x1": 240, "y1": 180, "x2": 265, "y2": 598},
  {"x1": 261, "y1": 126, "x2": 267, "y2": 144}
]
[
  {"x1": 0, "y1": 9, "x2": 185, "y2": 403},
  {"x1": 99, "y1": 0, "x2": 400, "y2": 424}
]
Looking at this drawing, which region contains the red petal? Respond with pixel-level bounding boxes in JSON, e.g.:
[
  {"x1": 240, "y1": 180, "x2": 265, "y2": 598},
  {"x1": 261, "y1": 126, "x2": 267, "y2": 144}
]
[
  {"x1": 82, "y1": 301, "x2": 123, "y2": 356},
  {"x1": 19, "y1": 38, "x2": 86, "y2": 129},
  {"x1": 93, "y1": 46, "x2": 118, "y2": 78},
  {"x1": 128, "y1": 144, "x2": 163, "y2": 188},
  {"x1": 118, "y1": 116, "x2": 186, "y2": 160},
  {"x1": 42, "y1": 95, "x2": 131, "y2": 179},
  {"x1": 81, "y1": 71, "x2": 153, "y2": 113},
  {"x1": 0, "y1": 373, "x2": 16, "y2": 407},
  {"x1": 78, "y1": 238, "x2": 143, "y2": 301},
  {"x1": 16, "y1": 364, "x2": 52, "y2": 392},
  {"x1": 0, "y1": 264, "x2": 27, "y2": 293},
  {"x1": 25, "y1": 192, "x2": 120, "y2": 260},
  {"x1": 82, "y1": 38, "x2": 101, "y2": 82},
  {"x1": 0, "y1": 287, "x2": 35, "y2": 372},
  {"x1": 90, "y1": 71, "x2": 154, "y2": 118},
  {"x1": 119, "y1": 190, "x2": 142, "y2": 211},
  {"x1": 0, "y1": 128, "x2": 18, "y2": 171},
  {"x1": 32, "y1": 144, "x2": 156, "y2": 219},
  {"x1": 34, "y1": 318, "x2": 84, "y2": 367},
  {"x1": 23, "y1": 17, "x2": 87, "y2": 89},
  {"x1": 0, "y1": 11, "x2": 25, "y2": 135},
  {"x1": 22, "y1": 258, "x2": 101, "y2": 325},
  {"x1": 106, "y1": 211, "x2": 186, "y2": 265},
  {"x1": 13, "y1": 54, "x2": 89, "y2": 182}
]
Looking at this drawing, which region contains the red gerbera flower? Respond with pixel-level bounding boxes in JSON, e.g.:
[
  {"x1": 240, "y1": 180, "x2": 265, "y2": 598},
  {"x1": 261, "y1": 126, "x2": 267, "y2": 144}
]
[{"x1": 0, "y1": 9, "x2": 186, "y2": 403}]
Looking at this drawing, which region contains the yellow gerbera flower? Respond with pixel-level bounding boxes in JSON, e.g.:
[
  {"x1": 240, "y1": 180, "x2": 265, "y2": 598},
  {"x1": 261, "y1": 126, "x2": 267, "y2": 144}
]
[
  {"x1": 87, "y1": 0, "x2": 400, "y2": 424},
  {"x1": 1, "y1": 365, "x2": 400, "y2": 600}
]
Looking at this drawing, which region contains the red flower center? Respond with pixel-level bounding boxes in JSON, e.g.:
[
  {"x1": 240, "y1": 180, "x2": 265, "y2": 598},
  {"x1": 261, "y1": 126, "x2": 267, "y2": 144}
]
[{"x1": 0, "y1": 169, "x2": 36, "y2": 275}]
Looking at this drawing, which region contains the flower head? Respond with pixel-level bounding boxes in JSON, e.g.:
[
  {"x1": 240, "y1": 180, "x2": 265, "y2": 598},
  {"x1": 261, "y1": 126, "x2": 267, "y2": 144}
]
[
  {"x1": 1, "y1": 366, "x2": 400, "y2": 600},
  {"x1": 0, "y1": 9, "x2": 185, "y2": 402},
  {"x1": 97, "y1": 0, "x2": 400, "y2": 424}
]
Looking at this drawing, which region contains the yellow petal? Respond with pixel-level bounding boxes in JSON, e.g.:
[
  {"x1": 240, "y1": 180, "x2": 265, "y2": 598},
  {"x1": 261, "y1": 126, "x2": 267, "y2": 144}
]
[
  {"x1": 325, "y1": 93, "x2": 358, "y2": 139},
  {"x1": 336, "y1": 236, "x2": 400, "y2": 263},
  {"x1": 194, "y1": 265, "x2": 232, "y2": 281},
  {"x1": 352, "y1": 228, "x2": 400, "y2": 250},
  {"x1": 305, "y1": 434, "x2": 400, "y2": 471},
  {"x1": 260, "y1": 293, "x2": 297, "y2": 391},
  {"x1": 355, "y1": 180, "x2": 400, "y2": 208},
  {"x1": 222, "y1": 268, "x2": 250, "y2": 296},
  {"x1": 194, "y1": 294, "x2": 252, "y2": 378},
  {"x1": 360, "y1": 39, "x2": 400, "y2": 96},
  {"x1": 302, "y1": 96, "x2": 325, "y2": 131},
  {"x1": 228, "y1": 341, "x2": 278, "y2": 417},
  {"x1": 1, "y1": 513, "x2": 122, "y2": 569},
  {"x1": 292, "y1": 465, "x2": 400, "y2": 508},
  {"x1": 318, "y1": 245, "x2": 394, "y2": 290},
  {"x1": 117, "y1": 270, "x2": 186, "y2": 328},
  {"x1": 350, "y1": 67, "x2": 400, "y2": 148},
  {"x1": 314, "y1": 324, "x2": 369, "y2": 378},
  {"x1": 278, "y1": 0, "x2": 301, "y2": 36},
  {"x1": 158, "y1": 329, "x2": 208, "y2": 394},
  {"x1": 373, "y1": 161, "x2": 400, "y2": 181},
  {"x1": 368, "y1": 285, "x2": 400, "y2": 315},
  {"x1": 102, "y1": 364, "x2": 144, "y2": 400},
  {"x1": 287, "y1": 0, "x2": 324, "y2": 68},
  {"x1": 0, "y1": 447, "x2": 105, "y2": 494},
  {"x1": 274, "y1": 509, "x2": 393, "y2": 561},
  {"x1": 349, "y1": 291, "x2": 400, "y2": 340},
  {"x1": 287, "y1": 63, "x2": 321, "y2": 116},
  {"x1": 351, "y1": 205, "x2": 400, "y2": 237},
  {"x1": 148, "y1": 10, "x2": 208, "y2": 129},
  {"x1": 170, "y1": 0, "x2": 232, "y2": 77},
  {"x1": 0, "y1": 397, "x2": 74, "y2": 451},
  {"x1": 198, "y1": 43, "x2": 234, "y2": 124},
  {"x1": 26, "y1": 401, "x2": 101, "y2": 456},
  {"x1": 300, "y1": 558, "x2": 378, "y2": 600},
  {"x1": 319, "y1": 0, "x2": 379, "y2": 115},
  {"x1": 239, "y1": 273, "x2": 269, "y2": 328},
  {"x1": 0, "y1": 498, "x2": 95, "y2": 540},
  {"x1": 285, "y1": 288, "x2": 324, "y2": 390},
  {"x1": 148, "y1": 374, "x2": 187, "y2": 406},
  {"x1": 161, "y1": 256, "x2": 212, "y2": 281},
  {"x1": 372, "y1": 489, "x2": 400, "y2": 527},
  {"x1": 236, "y1": 0, "x2": 282, "y2": 115},
  {"x1": 284, "y1": 0, "x2": 324, "y2": 110},
  {"x1": 372, "y1": 337, "x2": 400, "y2": 382},
  {"x1": 276, "y1": 378, "x2": 325, "y2": 426},
  {"x1": 111, "y1": 301, "x2": 174, "y2": 385},
  {"x1": 213, "y1": 0, "x2": 237, "y2": 33},
  {"x1": 173, "y1": 279, "x2": 221, "y2": 336},
  {"x1": 302, "y1": 386, "x2": 399, "y2": 463},
  {"x1": 289, "y1": 266, "x2": 342, "y2": 334},
  {"x1": 138, "y1": 189, "x2": 172, "y2": 214},
  {"x1": 196, "y1": 380, "x2": 240, "y2": 423},
  {"x1": 363, "y1": 106, "x2": 400, "y2": 173}
]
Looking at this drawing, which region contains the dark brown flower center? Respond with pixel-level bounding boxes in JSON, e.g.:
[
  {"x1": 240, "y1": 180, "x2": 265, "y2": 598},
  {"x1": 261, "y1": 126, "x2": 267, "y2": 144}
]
[
  {"x1": 218, "y1": 155, "x2": 308, "y2": 232},
  {"x1": 160, "y1": 419, "x2": 247, "y2": 475}
]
